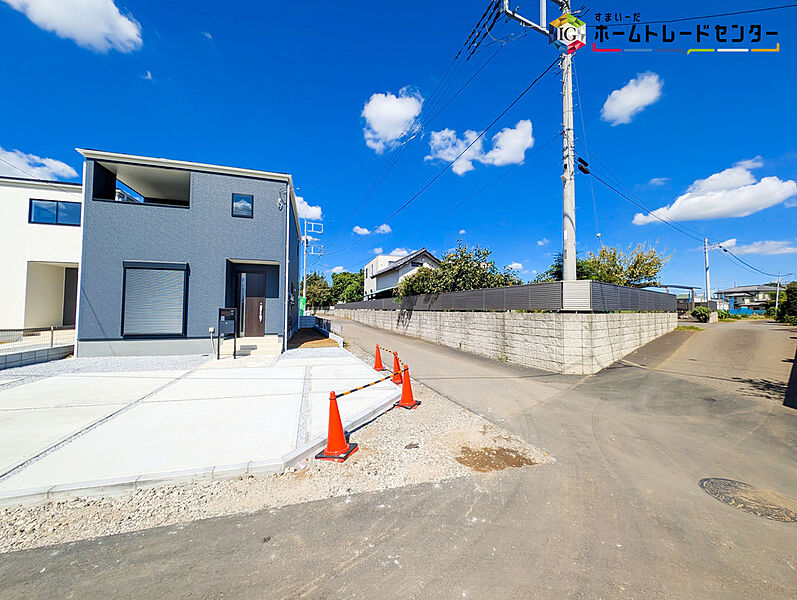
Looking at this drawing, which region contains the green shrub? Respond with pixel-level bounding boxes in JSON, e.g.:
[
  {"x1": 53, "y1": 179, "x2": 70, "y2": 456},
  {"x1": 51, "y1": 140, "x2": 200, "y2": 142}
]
[
  {"x1": 785, "y1": 315, "x2": 797, "y2": 326},
  {"x1": 717, "y1": 309, "x2": 731, "y2": 319},
  {"x1": 691, "y1": 306, "x2": 711, "y2": 323},
  {"x1": 765, "y1": 306, "x2": 777, "y2": 318}
]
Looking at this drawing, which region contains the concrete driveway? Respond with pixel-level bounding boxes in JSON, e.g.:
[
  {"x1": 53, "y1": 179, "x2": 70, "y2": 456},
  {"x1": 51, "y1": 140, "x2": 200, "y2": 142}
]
[
  {"x1": 1, "y1": 319, "x2": 795, "y2": 599},
  {"x1": 0, "y1": 347, "x2": 400, "y2": 502}
]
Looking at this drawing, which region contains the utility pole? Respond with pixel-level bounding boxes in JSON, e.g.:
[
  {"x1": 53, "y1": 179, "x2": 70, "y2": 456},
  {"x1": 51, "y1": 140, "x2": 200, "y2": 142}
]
[
  {"x1": 302, "y1": 220, "x2": 324, "y2": 312},
  {"x1": 775, "y1": 269, "x2": 781, "y2": 312},
  {"x1": 501, "y1": 1, "x2": 585, "y2": 280},
  {"x1": 560, "y1": 1, "x2": 577, "y2": 280},
  {"x1": 703, "y1": 237, "x2": 711, "y2": 302}
]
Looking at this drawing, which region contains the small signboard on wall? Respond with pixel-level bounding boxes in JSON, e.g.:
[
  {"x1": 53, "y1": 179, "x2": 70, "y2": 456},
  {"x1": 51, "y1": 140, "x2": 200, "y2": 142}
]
[{"x1": 299, "y1": 296, "x2": 306, "y2": 316}]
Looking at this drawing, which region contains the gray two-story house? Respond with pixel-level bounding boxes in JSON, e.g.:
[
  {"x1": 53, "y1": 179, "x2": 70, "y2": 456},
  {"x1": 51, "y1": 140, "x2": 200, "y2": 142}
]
[{"x1": 75, "y1": 149, "x2": 301, "y2": 357}]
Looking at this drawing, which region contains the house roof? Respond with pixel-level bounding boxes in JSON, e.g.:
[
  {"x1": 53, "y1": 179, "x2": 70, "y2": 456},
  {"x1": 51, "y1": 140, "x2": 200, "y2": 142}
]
[
  {"x1": 374, "y1": 248, "x2": 440, "y2": 277},
  {"x1": 717, "y1": 285, "x2": 777, "y2": 294},
  {"x1": 76, "y1": 148, "x2": 301, "y2": 234},
  {"x1": 0, "y1": 175, "x2": 81, "y2": 192}
]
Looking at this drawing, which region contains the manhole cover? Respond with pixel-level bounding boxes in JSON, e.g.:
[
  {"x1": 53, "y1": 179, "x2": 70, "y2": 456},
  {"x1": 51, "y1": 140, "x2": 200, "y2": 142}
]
[{"x1": 699, "y1": 478, "x2": 797, "y2": 522}]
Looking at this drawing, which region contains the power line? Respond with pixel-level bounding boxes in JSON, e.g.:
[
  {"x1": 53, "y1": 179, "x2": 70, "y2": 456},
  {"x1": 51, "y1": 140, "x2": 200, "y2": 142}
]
[
  {"x1": 309, "y1": 133, "x2": 561, "y2": 274},
  {"x1": 598, "y1": 3, "x2": 797, "y2": 26},
  {"x1": 321, "y1": 57, "x2": 559, "y2": 257},
  {"x1": 0, "y1": 156, "x2": 81, "y2": 194},
  {"x1": 572, "y1": 61, "x2": 601, "y2": 249},
  {"x1": 582, "y1": 160, "x2": 790, "y2": 280},
  {"x1": 319, "y1": 4, "x2": 508, "y2": 253}
]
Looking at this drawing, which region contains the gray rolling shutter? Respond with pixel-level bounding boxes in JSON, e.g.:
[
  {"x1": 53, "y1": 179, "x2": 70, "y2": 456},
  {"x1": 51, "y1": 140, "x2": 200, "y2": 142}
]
[{"x1": 123, "y1": 267, "x2": 187, "y2": 335}]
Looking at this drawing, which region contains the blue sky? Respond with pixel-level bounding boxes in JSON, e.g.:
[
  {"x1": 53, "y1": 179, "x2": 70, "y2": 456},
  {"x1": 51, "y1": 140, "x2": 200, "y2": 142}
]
[{"x1": 1, "y1": 0, "x2": 795, "y2": 292}]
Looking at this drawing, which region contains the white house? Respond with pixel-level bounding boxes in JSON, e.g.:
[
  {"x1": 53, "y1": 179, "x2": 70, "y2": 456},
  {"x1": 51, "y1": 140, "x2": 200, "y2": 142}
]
[
  {"x1": 0, "y1": 176, "x2": 83, "y2": 330},
  {"x1": 363, "y1": 248, "x2": 440, "y2": 299}
]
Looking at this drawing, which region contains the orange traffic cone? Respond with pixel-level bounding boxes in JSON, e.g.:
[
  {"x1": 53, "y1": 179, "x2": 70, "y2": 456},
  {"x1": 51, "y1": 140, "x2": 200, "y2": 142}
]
[
  {"x1": 391, "y1": 352, "x2": 403, "y2": 384},
  {"x1": 315, "y1": 392, "x2": 359, "y2": 462},
  {"x1": 373, "y1": 344, "x2": 384, "y2": 371},
  {"x1": 395, "y1": 366, "x2": 420, "y2": 409}
]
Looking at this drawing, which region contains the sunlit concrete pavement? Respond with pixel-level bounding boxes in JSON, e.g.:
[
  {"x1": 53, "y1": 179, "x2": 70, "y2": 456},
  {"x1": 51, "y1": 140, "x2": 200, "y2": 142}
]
[
  {"x1": 1, "y1": 319, "x2": 796, "y2": 599},
  {"x1": 0, "y1": 347, "x2": 399, "y2": 502}
]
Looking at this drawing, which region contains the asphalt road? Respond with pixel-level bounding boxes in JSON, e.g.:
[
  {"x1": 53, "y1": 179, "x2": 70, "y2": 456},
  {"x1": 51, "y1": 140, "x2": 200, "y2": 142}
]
[{"x1": 2, "y1": 319, "x2": 796, "y2": 599}]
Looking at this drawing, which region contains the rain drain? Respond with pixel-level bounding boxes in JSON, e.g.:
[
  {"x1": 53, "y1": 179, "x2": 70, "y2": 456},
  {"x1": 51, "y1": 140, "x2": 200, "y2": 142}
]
[{"x1": 698, "y1": 478, "x2": 797, "y2": 523}]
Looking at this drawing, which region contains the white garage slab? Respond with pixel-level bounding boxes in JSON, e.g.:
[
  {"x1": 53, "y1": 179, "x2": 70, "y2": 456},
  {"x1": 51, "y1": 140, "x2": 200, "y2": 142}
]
[
  {"x1": 0, "y1": 405, "x2": 127, "y2": 477},
  {"x1": 0, "y1": 371, "x2": 186, "y2": 477},
  {"x1": 0, "y1": 348, "x2": 400, "y2": 503},
  {"x1": 144, "y1": 367, "x2": 305, "y2": 403},
  {"x1": 0, "y1": 371, "x2": 186, "y2": 410},
  {"x1": 0, "y1": 394, "x2": 301, "y2": 492}
]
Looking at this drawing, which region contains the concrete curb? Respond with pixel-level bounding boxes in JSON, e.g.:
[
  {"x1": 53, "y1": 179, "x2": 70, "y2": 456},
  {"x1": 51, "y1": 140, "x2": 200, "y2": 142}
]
[
  {"x1": 0, "y1": 344, "x2": 73, "y2": 371},
  {"x1": 282, "y1": 387, "x2": 401, "y2": 469},
  {"x1": 0, "y1": 392, "x2": 401, "y2": 507},
  {"x1": 313, "y1": 324, "x2": 343, "y2": 347}
]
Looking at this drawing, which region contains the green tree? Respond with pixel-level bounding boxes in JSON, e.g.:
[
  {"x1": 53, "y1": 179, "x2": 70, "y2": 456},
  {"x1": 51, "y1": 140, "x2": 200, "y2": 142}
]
[
  {"x1": 535, "y1": 244, "x2": 670, "y2": 287},
  {"x1": 396, "y1": 266, "x2": 440, "y2": 296},
  {"x1": 304, "y1": 271, "x2": 332, "y2": 308},
  {"x1": 331, "y1": 270, "x2": 364, "y2": 304},
  {"x1": 533, "y1": 252, "x2": 601, "y2": 282},
  {"x1": 776, "y1": 281, "x2": 797, "y2": 322},
  {"x1": 396, "y1": 240, "x2": 521, "y2": 297}
]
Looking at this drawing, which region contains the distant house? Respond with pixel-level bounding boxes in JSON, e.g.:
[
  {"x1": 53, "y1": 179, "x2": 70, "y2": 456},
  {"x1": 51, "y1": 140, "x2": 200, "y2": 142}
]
[
  {"x1": 0, "y1": 176, "x2": 83, "y2": 330},
  {"x1": 363, "y1": 248, "x2": 440, "y2": 300},
  {"x1": 715, "y1": 285, "x2": 777, "y2": 310}
]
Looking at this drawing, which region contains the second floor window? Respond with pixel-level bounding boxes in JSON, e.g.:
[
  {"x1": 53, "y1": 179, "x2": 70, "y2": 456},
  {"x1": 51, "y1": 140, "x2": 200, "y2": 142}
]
[
  {"x1": 232, "y1": 193, "x2": 253, "y2": 218},
  {"x1": 29, "y1": 199, "x2": 81, "y2": 226}
]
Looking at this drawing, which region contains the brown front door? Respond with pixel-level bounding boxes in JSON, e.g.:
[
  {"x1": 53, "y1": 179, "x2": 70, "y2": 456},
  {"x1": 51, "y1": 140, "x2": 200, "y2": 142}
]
[{"x1": 240, "y1": 272, "x2": 266, "y2": 337}]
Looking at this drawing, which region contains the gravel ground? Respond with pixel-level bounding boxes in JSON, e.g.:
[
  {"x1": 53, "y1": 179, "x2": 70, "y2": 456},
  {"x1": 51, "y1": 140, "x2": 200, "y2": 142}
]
[
  {"x1": 0, "y1": 344, "x2": 552, "y2": 554},
  {"x1": 0, "y1": 354, "x2": 210, "y2": 391}
]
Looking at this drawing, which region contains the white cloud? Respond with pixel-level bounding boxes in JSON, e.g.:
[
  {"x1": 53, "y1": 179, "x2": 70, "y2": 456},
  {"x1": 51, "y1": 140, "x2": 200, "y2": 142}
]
[
  {"x1": 361, "y1": 87, "x2": 423, "y2": 153},
  {"x1": 507, "y1": 262, "x2": 522, "y2": 270},
  {"x1": 373, "y1": 247, "x2": 383, "y2": 254},
  {"x1": 331, "y1": 266, "x2": 345, "y2": 274},
  {"x1": 4, "y1": 0, "x2": 142, "y2": 53},
  {"x1": 389, "y1": 248, "x2": 410, "y2": 257},
  {"x1": 633, "y1": 158, "x2": 797, "y2": 224},
  {"x1": 648, "y1": 177, "x2": 670, "y2": 186},
  {"x1": 537, "y1": 238, "x2": 549, "y2": 246},
  {"x1": 0, "y1": 146, "x2": 77, "y2": 180},
  {"x1": 483, "y1": 120, "x2": 534, "y2": 167},
  {"x1": 141, "y1": 70, "x2": 153, "y2": 81},
  {"x1": 352, "y1": 225, "x2": 370, "y2": 235},
  {"x1": 425, "y1": 120, "x2": 534, "y2": 176},
  {"x1": 719, "y1": 238, "x2": 797, "y2": 256},
  {"x1": 601, "y1": 72, "x2": 662, "y2": 126},
  {"x1": 202, "y1": 31, "x2": 212, "y2": 39},
  {"x1": 296, "y1": 196, "x2": 322, "y2": 220},
  {"x1": 375, "y1": 223, "x2": 391, "y2": 234},
  {"x1": 426, "y1": 128, "x2": 484, "y2": 175},
  {"x1": 458, "y1": 229, "x2": 466, "y2": 235}
]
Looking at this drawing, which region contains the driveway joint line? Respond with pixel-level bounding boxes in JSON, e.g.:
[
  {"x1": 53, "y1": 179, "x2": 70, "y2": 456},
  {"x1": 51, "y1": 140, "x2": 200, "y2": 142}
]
[
  {"x1": 0, "y1": 368, "x2": 199, "y2": 483},
  {"x1": 296, "y1": 365, "x2": 311, "y2": 446}
]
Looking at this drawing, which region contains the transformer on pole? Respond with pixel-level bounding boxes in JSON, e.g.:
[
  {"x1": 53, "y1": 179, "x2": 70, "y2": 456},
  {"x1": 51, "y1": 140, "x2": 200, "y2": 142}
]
[{"x1": 500, "y1": 1, "x2": 586, "y2": 281}]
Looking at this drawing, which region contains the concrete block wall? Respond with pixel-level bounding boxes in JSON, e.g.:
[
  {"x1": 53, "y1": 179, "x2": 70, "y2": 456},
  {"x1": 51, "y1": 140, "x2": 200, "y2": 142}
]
[{"x1": 323, "y1": 310, "x2": 676, "y2": 375}]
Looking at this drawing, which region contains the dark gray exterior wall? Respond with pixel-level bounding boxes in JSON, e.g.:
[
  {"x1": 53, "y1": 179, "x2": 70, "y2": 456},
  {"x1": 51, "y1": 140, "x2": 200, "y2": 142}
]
[{"x1": 77, "y1": 160, "x2": 300, "y2": 355}]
